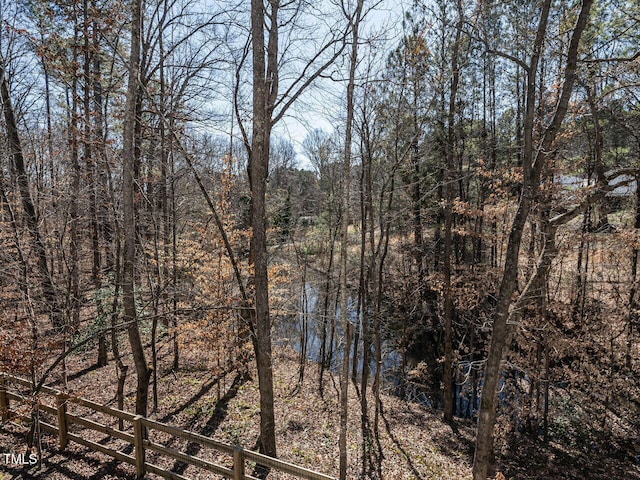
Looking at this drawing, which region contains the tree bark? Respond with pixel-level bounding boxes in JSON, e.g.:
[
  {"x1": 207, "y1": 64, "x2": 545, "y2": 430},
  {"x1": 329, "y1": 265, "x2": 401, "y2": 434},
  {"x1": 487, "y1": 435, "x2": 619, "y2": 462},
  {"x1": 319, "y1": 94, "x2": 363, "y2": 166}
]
[
  {"x1": 443, "y1": 0, "x2": 463, "y2": 425},
  {"x1": 122, "y1": 0, "x2": 151, "y2": 417},
  {"x1": 627, "y1": 174, "x2": 640, "y2": 370},
  {"x1": 250, "y1": 0, "x2": 277, "y2": 462},
  {"x1": 338, "y1": 2, "x2": 364, "y2": 478}
]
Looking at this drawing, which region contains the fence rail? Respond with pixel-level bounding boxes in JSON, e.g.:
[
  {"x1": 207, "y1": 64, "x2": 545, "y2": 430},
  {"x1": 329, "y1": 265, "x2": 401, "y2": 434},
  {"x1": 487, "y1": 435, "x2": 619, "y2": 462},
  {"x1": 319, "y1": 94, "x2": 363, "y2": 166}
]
[{"x1": 0, "y1": 373, "x2": 336, "y2": 480}]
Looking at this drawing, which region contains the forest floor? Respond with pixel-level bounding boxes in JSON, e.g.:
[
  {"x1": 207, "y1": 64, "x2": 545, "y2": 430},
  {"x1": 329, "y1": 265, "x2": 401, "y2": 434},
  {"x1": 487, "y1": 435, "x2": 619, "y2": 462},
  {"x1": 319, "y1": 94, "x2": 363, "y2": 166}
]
[{"x1": 0, "y1": 338, "x2": 638, "y2": 480}]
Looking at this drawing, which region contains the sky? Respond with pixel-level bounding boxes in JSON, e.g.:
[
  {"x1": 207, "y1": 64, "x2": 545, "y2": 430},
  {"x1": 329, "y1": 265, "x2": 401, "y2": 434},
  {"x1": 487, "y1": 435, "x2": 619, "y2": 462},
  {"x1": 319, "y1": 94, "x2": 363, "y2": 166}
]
[{"x1": 269, "y1": 0, "x2": 405, "y2": 170}]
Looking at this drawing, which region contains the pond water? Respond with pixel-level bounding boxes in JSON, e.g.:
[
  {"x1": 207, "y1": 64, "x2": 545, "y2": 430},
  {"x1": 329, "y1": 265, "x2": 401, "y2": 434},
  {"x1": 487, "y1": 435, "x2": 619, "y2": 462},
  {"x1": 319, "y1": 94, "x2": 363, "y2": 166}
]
[
  {"x1": 273, "y1": 282, "x2": 480, "y2": 418},
  {"x1": 274, "y1": 282, "x2": 403, "y2": 383}
]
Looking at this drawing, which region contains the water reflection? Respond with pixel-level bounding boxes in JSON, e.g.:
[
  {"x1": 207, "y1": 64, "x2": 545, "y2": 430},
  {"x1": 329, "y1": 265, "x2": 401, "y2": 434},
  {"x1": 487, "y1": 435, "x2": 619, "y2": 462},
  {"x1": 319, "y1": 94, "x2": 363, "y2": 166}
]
[{"x1": 273, "y1": 283, "x2": 401, "y2": 383}]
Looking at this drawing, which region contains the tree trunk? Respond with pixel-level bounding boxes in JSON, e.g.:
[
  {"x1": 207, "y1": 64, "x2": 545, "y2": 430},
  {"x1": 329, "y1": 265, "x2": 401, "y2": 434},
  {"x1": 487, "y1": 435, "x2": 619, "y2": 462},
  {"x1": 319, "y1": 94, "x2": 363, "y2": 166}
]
[
  {"x1": 111, "y1": 236, "x2": 128, "y2": 430},
  {"x1": 0, "y1": 58, "x2": 61, "y2": 328},
  {"x1": 443, "y1": 0, "x2": 463, "y2": 426},
  {"x1": 359, "y1": 101, "x2": 376, "y2": 476},
  {"x1": 627, "y1": 174, "x2": 640, "y2": 370},
  {"x1": 338, "y1": 3, "x2": 364, "y2": 478},
  {"x1": 298, "y1": 264, "x2": 309, "y2": 386},
  {"x1": 318, "y1": 230, "x2": 336, "y2": 397},
  {"x1": 583, "y1": 83, "x2": 609, "y2": 231},
  {"x1": 472, "y1": 2, "x2": 592, "y2": 479},
  {"x1": 250, "y1": 0, "x2": 277, "y2": 462},
  {"x1": 122, "y1": 0, "x2": 151, "y2": 417}
]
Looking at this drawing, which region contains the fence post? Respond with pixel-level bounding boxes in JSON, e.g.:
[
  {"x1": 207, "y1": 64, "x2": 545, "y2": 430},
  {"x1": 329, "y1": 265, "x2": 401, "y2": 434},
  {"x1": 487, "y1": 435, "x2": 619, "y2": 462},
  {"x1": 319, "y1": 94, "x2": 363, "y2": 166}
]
[
  {"x1": 133, "y1": 415, "x2": 146, "y2": 479},
  {"x1": 0, "y1": 376, "x2": 8, "y2": 421},
  {"x1": 56, "y1": 393, "x2": 68, "y2": 449},
  {"x1": 233, "y1": 446, "x2": 244, "y2": 480}
]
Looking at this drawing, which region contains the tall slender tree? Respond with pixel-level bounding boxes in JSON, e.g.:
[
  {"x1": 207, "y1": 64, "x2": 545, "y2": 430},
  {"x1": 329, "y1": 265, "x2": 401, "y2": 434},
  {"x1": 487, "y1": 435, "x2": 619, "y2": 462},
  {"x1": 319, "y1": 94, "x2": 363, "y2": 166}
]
[
  {"x1": 338, "y1": 3, "x2": 365, "y2": 478},
  {"x1": 473, "y1": 2, "x2": 593, "y2": 478},
  {"x1": 247, "y1": 0, "x2": 350, "y2": 459},
  {"x1": 122, "y1": 0, "x2": 151, "y2": 417}
]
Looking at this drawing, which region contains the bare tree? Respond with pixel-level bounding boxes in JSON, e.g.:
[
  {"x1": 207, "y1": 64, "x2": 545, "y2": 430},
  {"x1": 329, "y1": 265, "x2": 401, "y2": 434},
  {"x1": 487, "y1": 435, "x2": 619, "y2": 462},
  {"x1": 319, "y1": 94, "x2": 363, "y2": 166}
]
[
  {"x1": 122, "y1": 0, "x2": 151, "y2": 417},
  {"x1": 442, "y1": 0, "x2": 464, "y2": 426},
  {"x1": 338, "y1": 2, "x2": 364, "y2": 478},
  {"x1": 247, "y1": 0, "x2": 350, "y2": 460}
]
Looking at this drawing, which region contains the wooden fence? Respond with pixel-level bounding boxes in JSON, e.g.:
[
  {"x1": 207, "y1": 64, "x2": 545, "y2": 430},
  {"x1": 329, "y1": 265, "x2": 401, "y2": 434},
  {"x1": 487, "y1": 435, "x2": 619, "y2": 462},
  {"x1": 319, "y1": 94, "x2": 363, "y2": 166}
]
[{"x1": 0, "y1": 374, "x2": 336, "y2": 480}]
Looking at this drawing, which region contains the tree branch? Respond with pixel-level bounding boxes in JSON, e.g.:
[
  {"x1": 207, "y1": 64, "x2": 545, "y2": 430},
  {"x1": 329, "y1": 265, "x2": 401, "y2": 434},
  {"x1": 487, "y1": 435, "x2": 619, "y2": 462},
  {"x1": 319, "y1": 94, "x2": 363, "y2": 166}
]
[
  {"x1": 550, "y1": 168, "x2": 639, "y2": 227},
  {"x1": 582, "y1": 50, "x2": 640, "y2": 63},
  {"x1": 272, "y1": 28, "x2": 350, "y2": 125}
]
